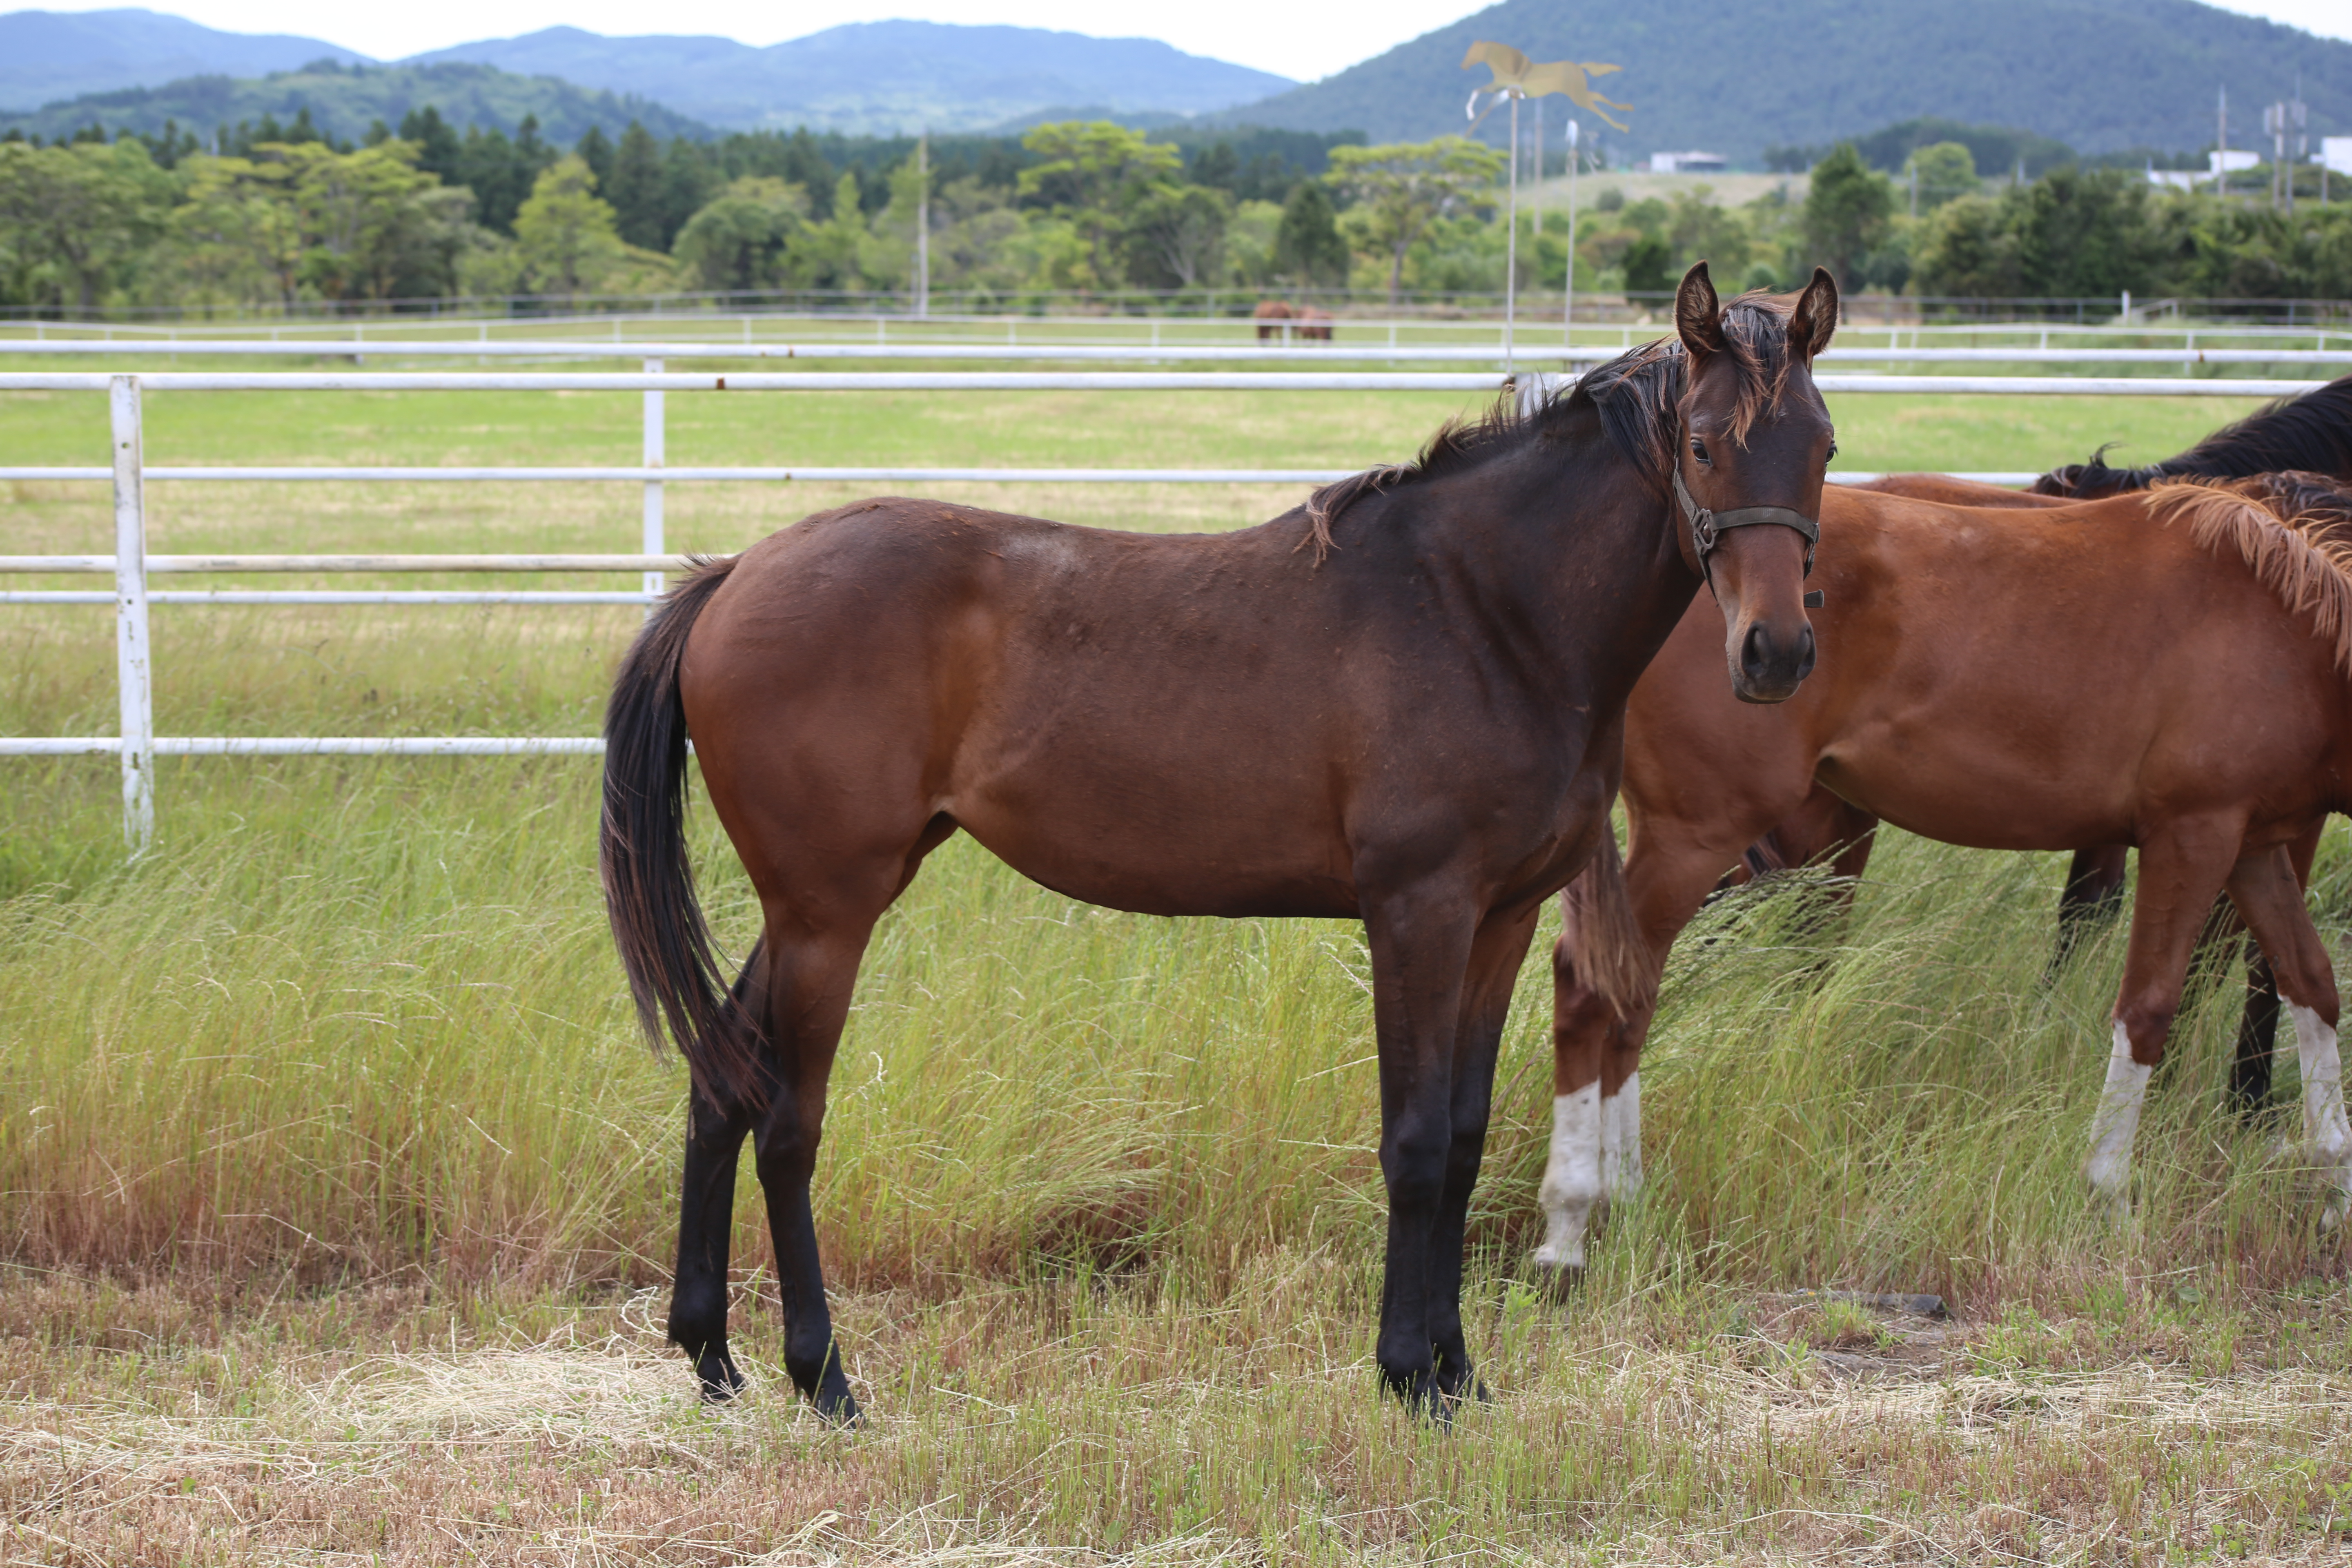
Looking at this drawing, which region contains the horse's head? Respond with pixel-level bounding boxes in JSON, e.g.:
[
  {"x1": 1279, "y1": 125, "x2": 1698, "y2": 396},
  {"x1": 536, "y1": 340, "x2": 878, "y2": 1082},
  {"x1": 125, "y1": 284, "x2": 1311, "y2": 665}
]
[{"x1": 1670, "y1": 262, "x2": 1839, "y2": 704}]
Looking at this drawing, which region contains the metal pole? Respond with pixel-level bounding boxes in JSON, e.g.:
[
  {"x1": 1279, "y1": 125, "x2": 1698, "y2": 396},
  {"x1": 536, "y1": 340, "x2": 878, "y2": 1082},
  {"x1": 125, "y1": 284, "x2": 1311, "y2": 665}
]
[
  {"x1": 1504, "y1": 91, "x2": 1519, "y2": 371},
  {"x1": 915, "y1": 131, "x2": 930, "y2": 319},
  {"x1": 1565, "y1": 119, "x2": 1580, "y2": 347},
  {"x1": 642, "y1": 358, "x2": 664, "y2": 605},
  {"x1": 111, "y1": 374, "x2": 152, "y2": 855}
]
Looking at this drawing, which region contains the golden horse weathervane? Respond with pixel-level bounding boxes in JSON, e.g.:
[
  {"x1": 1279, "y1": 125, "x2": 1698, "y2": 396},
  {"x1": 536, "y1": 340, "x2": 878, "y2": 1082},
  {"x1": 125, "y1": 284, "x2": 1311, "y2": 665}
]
[{"x1": 1461, "y1": 41, "x2": 1629, "y2": 131}]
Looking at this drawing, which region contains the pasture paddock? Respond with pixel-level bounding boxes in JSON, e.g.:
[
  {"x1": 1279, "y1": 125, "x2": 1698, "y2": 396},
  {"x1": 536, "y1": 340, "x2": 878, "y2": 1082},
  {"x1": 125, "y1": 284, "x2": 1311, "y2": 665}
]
[{"x1": 4, "y1": 386, "x2": 2352, "y2": 1560}]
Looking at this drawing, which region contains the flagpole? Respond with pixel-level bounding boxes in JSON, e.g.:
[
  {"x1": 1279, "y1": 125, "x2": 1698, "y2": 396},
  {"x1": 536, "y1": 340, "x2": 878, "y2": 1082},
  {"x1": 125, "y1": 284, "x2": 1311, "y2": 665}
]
[{"x1": 1505, "y1": 90, "x2": 1519, "y2": 370}]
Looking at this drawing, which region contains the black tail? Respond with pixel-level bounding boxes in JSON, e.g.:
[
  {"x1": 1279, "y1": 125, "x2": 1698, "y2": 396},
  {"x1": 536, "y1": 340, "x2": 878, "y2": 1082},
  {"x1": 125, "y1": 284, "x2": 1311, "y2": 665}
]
[{"x1": 599, "y1": 556, "x2": 758, "y2": 1105}]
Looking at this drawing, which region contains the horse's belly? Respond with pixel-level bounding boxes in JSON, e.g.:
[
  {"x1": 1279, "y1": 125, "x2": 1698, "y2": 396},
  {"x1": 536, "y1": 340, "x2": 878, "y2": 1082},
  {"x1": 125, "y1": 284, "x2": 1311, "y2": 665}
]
[{"x1": 948, "y1": 786, "x2": 1362, "y2": 920}]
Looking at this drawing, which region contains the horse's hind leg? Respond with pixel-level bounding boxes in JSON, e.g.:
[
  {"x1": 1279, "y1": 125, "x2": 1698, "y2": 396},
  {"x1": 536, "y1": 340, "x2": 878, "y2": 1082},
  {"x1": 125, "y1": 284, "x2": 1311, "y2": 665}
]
[
  {"x1": 2225, "y1": 840, "x2": 2352, "y2": 1223},
  {"x1": 668, "y1": 938, "x2": 766, "y2": 1400},
  {"x1": 746, "y1": 905, "x2": 904, "y2": 1424}
]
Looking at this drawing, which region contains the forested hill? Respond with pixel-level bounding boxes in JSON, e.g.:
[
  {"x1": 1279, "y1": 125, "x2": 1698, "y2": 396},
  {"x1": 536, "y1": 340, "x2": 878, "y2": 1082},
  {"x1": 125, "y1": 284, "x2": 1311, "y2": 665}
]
[
  {"x1": 411, "y1": 21, "x2": 1296, "y2": 135},
  {"x1": 1219, "y1": 0, "x2": 2352, "y2": 161},
  {"x1": 0, "y1": 60, "x2": 710, "y2": 145}
]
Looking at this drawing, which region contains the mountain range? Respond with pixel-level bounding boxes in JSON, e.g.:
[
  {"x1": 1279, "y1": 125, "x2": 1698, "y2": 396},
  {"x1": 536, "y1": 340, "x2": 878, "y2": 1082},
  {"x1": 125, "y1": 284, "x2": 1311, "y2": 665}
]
[
  {"x1": 1223, "y1": 0, "x2": 2352, "y2": 160},
  {"x1": 0, "y1": 56, "x2": 710, "y2": 144},
  {"x1": 3, "y1": 1, "x2": 2345, "y2": 160},
  {"x1": 0, "y1": 9, "x2": 1294, "y2": 136},
  {"x1": 409, "y1": 22, "x2": 1293, "y2": 136}
]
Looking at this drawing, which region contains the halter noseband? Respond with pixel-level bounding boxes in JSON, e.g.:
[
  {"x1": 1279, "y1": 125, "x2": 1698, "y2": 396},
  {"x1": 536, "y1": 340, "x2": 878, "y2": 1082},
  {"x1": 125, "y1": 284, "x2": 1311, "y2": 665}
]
[{"x1": 1673, "y1": 463, "x2": 1820, "y2": 581}]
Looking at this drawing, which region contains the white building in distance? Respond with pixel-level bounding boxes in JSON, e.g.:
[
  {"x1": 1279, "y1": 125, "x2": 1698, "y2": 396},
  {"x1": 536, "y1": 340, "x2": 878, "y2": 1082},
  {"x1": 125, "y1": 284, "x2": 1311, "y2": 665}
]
[{"x1": 1647, "y1": 151, "x2": 1728, "y2": 174}]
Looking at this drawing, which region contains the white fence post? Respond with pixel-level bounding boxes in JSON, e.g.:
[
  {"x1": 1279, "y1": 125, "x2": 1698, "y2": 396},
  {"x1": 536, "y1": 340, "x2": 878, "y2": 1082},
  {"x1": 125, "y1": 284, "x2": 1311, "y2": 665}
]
[
  {"x1": 111, "y1": 374, "x2": 153, "y2": 855},
  {"x1": 642, "y1": 359, "x2": 664, "y2": 605}
]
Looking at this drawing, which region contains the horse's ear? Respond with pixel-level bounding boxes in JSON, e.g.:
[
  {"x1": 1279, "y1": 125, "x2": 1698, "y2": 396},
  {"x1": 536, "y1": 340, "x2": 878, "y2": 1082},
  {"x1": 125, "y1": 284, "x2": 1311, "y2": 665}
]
[
  {"x1": 1674, "y1": 262, "x2": 1725, "y2": 359},
  {"x1": 1787, "y1": 266, "x2": 1839, "y2": 362}
]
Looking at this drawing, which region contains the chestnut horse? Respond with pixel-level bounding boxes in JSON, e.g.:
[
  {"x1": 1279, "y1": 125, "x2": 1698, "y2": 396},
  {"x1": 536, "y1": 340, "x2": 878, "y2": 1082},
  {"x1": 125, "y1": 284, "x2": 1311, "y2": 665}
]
[
  {"x1": 1719, "y1": 375, "x2": 2352, "y2": 1113},
  {"x1": 1537, "y1": 472, "x2": 2352, "y2": 1279},
  {"x1": 602, "y1": 265, "x2": 1839, "y2": 1420}
]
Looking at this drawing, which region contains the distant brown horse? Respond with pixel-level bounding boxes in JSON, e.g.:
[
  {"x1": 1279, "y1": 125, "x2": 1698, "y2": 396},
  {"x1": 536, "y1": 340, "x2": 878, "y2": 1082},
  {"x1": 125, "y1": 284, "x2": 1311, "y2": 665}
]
[
  {"x1": 603, "y1": 265, "x2": 1840, "y2": 1420},
  {"x1": 1724, "y1": 376, "x2": 2352, "y2": 1112},
  {"x1": 1253, "y1": 301, "x2": 1334, "y2": 341},
  {"x1": 1538, "y1": 472, "x2": 2352, "y2": 1278}
]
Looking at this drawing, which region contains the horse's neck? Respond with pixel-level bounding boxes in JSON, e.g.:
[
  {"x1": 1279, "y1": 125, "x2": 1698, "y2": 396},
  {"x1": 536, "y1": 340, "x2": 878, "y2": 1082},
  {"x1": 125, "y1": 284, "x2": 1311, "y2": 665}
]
[{"x1": 1386, "y1": 439, "x2": 1698, "y2": 701}]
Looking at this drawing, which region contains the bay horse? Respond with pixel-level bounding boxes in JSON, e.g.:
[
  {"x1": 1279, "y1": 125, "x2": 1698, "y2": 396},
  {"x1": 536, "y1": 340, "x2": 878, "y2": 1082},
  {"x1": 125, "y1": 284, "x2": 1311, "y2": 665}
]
[
  {"x1": 1253, "y1": 300, "x2": 1334, "y2": 341},
  {"x1": 1538, "y1": 471, "x2": 2352, "y2": 1280},
  {"x1": 601, "y1": 264, "x2": 1840, "y2": 1421},
  {"x1": 1724, "y1": 374, "x2": 2352, "y2": 1112}
]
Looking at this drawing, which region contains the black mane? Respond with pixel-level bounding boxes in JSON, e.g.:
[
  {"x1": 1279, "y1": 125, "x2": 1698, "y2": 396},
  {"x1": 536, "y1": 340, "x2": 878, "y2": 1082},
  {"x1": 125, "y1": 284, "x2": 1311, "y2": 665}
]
[
  {"x1": 2032, "y1": 372, "x2": 2352, "y2": 497},
  {"x1": 1299, "y1": 292, "x2": 1803, "y2": 557}
]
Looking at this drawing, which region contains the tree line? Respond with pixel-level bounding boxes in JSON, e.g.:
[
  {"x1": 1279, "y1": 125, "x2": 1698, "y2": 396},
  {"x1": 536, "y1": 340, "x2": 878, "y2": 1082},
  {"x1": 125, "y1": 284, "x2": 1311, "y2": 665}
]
[{"x1": 1, "y1": 111, "x2": 2346, "y2": 314}]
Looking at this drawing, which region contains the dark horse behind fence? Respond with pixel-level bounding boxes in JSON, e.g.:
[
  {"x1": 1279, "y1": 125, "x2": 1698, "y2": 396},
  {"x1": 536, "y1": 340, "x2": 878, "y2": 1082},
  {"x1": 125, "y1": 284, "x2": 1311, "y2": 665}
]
[{"x1": 599, "y1": 264, "x2": 1839, "y2": 1422}]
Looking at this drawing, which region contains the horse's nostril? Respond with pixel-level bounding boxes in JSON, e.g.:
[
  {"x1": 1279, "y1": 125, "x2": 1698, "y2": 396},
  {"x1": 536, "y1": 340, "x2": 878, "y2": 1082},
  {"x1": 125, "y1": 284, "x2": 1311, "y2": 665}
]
[
  {"x1": 1741, "y1": 623, "x2": 1773, "y2": 681},
  {"x1": 1795, "y1": 624, "x2": 1817, "y2": 681}
]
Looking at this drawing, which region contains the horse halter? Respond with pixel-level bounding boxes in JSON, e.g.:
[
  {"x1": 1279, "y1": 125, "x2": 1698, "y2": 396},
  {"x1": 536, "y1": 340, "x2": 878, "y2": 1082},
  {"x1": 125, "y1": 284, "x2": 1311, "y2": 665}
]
[{"x1": 1672, "y1": 462, "x2": 1820, "y2": 582}]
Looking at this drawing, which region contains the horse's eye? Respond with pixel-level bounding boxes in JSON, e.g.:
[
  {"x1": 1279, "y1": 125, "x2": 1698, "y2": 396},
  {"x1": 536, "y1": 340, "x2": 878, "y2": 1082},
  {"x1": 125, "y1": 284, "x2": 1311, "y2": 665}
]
[
  {"x1": 1689, "y1": 438, "x2": 1711, "y2": 465},
  {"x1": 1827, "y1": 439, "x2": 1839, "y2": 461}
]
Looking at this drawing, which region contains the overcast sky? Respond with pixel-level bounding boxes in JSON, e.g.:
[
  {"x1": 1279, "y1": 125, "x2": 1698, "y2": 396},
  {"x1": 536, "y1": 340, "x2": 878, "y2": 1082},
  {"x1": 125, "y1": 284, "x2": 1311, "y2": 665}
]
[{"x1": 51, "y1": 0, "x2": 2352, "y2": 80}]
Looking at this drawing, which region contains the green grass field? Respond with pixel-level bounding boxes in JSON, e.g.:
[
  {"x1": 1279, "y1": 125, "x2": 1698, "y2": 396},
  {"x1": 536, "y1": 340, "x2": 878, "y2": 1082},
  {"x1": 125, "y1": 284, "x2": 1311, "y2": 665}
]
[{"x1": 5, "y1": 381, "x2": 2352, "y2": 1564}]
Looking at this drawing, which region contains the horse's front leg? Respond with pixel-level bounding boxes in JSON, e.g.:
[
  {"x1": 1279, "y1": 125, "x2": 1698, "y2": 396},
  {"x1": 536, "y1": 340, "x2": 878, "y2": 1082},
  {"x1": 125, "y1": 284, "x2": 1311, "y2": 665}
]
[
  {"x1": 1426, "y1": 906, "x2": 1541, "y2": 1405},
  {"x1": 1361, "y1": 886, "x2": 1479, "y2": 1418}
]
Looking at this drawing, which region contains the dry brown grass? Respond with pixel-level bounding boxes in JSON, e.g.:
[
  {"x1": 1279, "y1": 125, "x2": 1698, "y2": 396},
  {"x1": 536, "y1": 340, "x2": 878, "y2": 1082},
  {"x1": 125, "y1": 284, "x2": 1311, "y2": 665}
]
[{"x1": 6, "y1": 1267, "x2": 2352, "y2": 1565}]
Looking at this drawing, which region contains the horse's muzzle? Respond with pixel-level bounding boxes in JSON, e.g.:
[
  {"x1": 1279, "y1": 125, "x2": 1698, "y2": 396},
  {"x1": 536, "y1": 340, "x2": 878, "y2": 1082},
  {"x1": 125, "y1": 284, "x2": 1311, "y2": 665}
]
[{"x1": 1734, "y1": 619, "x2": 1815, "y2": 704}]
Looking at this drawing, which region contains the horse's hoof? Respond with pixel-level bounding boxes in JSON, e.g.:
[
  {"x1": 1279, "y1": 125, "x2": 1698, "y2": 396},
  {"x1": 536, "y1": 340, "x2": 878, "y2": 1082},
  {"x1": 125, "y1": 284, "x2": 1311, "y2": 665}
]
[
  {"x1": 1530, "y1": 1260, "x2": 1586, "y2": 1300},
  {"x1": 692, "y1": 1350, "x2": 746, "y2": 1403},
  {"x1": 810, "y1": 1377, "x2": 862, "y2": 1427},
  {"x1": 1379, "y1": 1365, "x2": 1450, "y2": 1425}
]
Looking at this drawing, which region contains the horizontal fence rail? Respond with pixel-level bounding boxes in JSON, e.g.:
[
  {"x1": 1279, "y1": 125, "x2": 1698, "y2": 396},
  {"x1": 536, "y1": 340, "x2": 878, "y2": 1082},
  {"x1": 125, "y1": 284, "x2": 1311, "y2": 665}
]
[
  {"x1": 1, "y1": 371, "x2": 2323, "y2": 396},
  {"x1": 5, "y1": 339, "x2": 2351, "y2": 368},
  {"x1": 0, "y1": 364, "x2": 2296, "y2": 854}
]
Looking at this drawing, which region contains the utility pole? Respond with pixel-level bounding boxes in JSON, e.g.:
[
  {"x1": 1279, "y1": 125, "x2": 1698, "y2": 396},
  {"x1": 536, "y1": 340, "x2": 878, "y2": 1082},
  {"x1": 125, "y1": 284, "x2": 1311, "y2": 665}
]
[
  {"x1": 2218, "y1": 85, "x2": 2230, "y2": 200},
  {"x1": 914, "y1": 130, "x2": 929, "y2": 318},
  {"x1": 1564, "y1": 118, "x2": 1579, "y2": 347}
]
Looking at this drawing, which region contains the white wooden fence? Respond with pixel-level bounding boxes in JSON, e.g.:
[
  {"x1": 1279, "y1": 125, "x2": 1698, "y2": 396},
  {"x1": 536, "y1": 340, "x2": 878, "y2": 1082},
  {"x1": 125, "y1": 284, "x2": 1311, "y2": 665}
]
[{"x1": 0, "y1": 356, "x2": 2328, "y2": 855}]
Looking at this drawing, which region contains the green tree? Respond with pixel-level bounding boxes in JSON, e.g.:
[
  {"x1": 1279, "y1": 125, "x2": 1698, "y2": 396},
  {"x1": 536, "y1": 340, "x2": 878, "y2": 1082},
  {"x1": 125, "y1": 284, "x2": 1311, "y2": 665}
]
[
  {"x1": 1620, "y1": 232, "x2": 1672, "y2": 294},
  {"x1": 1905, "y1": 142, "x2": 1979, "y2": 211},
  {"x1": 1911, "y1": 194, "x2": 2020, "y2": 297},
  {"x1": 2008, "y1": 166, "x2": 2163, "y2": 297},
  {"x1": 1017, "y1": 120, "x2": 1181, "y2": 288},
  {"x1": 1123, "y1": 183, "x2": 1229, "y2": 289},
  {"x1": 1802, "y1": 143, "x2": 1894, "y2": 291},
  {"x1": 606, "y1": 122, "x2": 665, "y2": 249},
  {"x1": 655, "y1": 137, "x2": 715, "y2": 250},
  {"x1": 791, "y1": 171, "x2": 871, "y2": 291},
  {"x1": 397, "y1": 105, "x2": 461, "y2": 185},
  {"x1": 672, "y1": 176, "x2": 808, "y2": 292},
  {"x1": 1271, "y1": 179, "x2": 1348, "y2": 287},
  {"x1": 1325, "y1": 136, "x2": 1506, "y2": 305},
  {"x1": 0, "y1": 138, "x2": 174, "y2": 311},
  {"x1": 512, "y1": 155, "x2": 623, "y2": 296},
  {"x1": 456, "y1": 126, "x2": 531, "y2": 234},
  {"x1": 575, "y1": 125, "x2": 614, "y2": 194}
]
